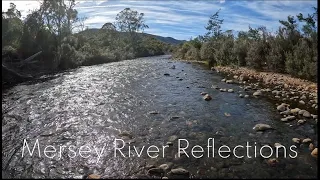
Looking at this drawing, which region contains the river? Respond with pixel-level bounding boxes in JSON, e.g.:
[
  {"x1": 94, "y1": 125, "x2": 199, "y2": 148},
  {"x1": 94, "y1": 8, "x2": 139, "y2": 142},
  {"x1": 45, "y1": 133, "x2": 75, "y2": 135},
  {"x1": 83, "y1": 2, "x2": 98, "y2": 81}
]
[{"x1": 2, "y1": 55, "x2": 317, "y2": 178}]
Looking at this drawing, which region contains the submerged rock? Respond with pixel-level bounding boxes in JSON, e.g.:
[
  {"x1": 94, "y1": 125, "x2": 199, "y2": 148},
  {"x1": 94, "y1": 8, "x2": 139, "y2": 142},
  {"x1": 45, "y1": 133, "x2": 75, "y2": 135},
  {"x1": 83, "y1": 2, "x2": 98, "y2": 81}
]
[
  {"x1": 203, "y1": 94, "x2": 212, "y2": 101},
  {"x1": 228, "y1": 89, "x2": 234, "y2": 93},
  {"x1": 253, "y1": 124, "x2": 272, "y2": 131},
  {"x1": 168, "y1": 168, "x2": 190, "y2": 176},
  {"x1": 226, "y1": 80, "x2": 234, "y2": 84}
]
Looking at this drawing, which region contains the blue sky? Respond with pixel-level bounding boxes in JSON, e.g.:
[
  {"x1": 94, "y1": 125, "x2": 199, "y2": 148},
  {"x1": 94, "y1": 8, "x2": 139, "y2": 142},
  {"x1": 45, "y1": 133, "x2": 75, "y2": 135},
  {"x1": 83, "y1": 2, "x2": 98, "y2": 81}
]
[{"x1": 2, "y1": 0, "x2": 317, "y2": 40}]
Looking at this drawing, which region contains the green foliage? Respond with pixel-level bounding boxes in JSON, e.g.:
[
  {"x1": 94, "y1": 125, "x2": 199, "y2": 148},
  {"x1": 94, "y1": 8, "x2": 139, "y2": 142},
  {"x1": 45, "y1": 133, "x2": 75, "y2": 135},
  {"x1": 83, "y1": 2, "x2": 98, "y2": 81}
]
[
  {"x1": 172, "y1": 8, "x2": 318, "y2": 82},
  {"x1": 2, "y1": 2, "x2": 171, "y2": 85}
]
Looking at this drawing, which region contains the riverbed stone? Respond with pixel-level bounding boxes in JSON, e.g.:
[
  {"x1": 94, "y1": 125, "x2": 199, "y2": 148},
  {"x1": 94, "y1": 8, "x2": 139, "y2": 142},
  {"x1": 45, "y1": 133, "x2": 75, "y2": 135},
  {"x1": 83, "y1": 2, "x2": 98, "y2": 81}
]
[
  {"x1": 220, "y1": 88, "x2": 227, "y2": 92},
  {"x1": 239, "y1": 74, "x2": 249, "y2": 81},
  {"x1": 221, "y1": 79, "x2": 226, "y2": 82},
  {"x1": 203, "y1": 94, "x2": 212, "y2": 101},
  {"x1": 148, "y1": 168, "x2": 164, "y2": 176},
  {"x1": 281, "y1": 115, "x2": 296, "y2": 122},
  {"x1": 253, "y1": 124, "x2": 272, "y2": 131},
  {"x1": 302, "y1": 138, "x2": 312, "y2": 144},
  {"x1": 290, "y1": 108, "x2": 301, "y2": 115},
  {"x1": 244, "y1": 95, "x2": 249, "y2": 98},
  {"x1": 226, "y1": 80, "x2": 234, "y2": 84},
  {"x1": 168, "y1": 168, "x2": 190, "y2": 176},
  {"x1": 277, "y1": 103, "x2": 289, "y2": 112},
  {"x1": 159, "y1": 163, "x2": 173, "y2": 171},
  {"x1": 302, "y1": 111, "x2": 311, "y2": 118},
  {"x1": 168, "y1": 135, "x2": 178, "y2": 142},
  {"x1": 252, "y1": 90, "x2": 262, "y2": 96},
  {"x1": 299, "y1": 100, "x2": 306, "y2": 105},
  {"x1": 228, "y1": 89, "x2": 234, "y2": 93},
  {"x1": 309, "y1": 143, "x2": 315, "y2": 151},
  {"x1": 292, "y1": 138, "x2": 300, "y2": 144},
  {"x1": 311, "y1": 148, "x2": 318, "y2": 158},
  {"x1": 239, "y1": 94, "x2": 244, "y2": 98},
  {"x1": 297, "y1": 119, "x2": 306, "y2": 125}
]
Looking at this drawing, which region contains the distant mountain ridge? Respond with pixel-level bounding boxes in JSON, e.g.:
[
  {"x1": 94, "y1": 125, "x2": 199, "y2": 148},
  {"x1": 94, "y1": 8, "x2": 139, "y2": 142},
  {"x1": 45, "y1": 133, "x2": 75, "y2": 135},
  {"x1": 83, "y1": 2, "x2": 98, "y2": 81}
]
[{"x1": 77, "y1": 28, "x2": 185, "y2": 45}]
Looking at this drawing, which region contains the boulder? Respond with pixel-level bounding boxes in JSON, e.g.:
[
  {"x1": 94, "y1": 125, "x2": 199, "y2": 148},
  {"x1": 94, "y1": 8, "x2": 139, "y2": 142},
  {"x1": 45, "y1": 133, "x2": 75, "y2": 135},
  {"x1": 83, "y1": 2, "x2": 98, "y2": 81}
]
[{"x1": 253, "y1": 124, "x2": 272, "y2": 131}]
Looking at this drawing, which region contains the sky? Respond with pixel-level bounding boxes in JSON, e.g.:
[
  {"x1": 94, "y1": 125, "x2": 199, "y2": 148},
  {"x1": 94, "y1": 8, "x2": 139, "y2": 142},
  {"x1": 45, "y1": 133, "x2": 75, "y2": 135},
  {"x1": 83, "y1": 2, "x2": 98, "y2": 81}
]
[{"x1": 2, "y1": 0, "x2": 318, "y2": 40}]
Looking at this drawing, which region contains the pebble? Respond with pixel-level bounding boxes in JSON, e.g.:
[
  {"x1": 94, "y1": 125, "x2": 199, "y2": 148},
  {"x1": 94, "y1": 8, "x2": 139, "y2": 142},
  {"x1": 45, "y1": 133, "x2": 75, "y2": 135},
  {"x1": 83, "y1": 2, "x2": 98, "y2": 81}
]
[
  {"x1": 221, "y1": 79, "x2": 226, "y2": 82},
  {"x1": 297, "y1": 119, "x2": 306, "y2": 125},
  {"x1": 292, "y1": 138, "x2": 300, "y2": 144},
  {"x1": 302, "y1": 138, "x2": 312, "y2": 144},
  {"x1": 253, "y1": 124, "x2": 272, "y2": 131},
  {"x1": 228, "y1": 89, "x2": 234, "y2": 93},
  {"x1": 168, "y1": 135, "x2": 178, "y2": 142},
  {"x1": 239, "y1": 94, "x2": 244, "y2": 98},
  {"x1": 203, "y1": 94, "x2": 212, "y2": 101},
  {"x1": 274, "y1": 143, "x2": 282, "y2": 148},
  {"x1": 281, "y1": 115, "x2": 296, "y2": 122},
  {"x1": 226, "y1": 80, "x2": 234, "y2": 84},
  {"x1": 253, "y1": 91, "x2": 262, "y2": 96},
  {"x1": 148, "y1": 168, "x2": 164, "y2": 176},
  {"x1": 169, "y1": 168, "x2": 190, "y2": 176},
  {"x1": 311, "y1": 148, "x2": 317, "y2": 158},
  {"x1": 244, "y1": 95, "x2": 249, "y2": 98},
  {"x1": 302, "y1": 111, "x2": 311, "y2": 118},
  {"x1": 220, "y1": 88, "x2": 227, "y2": 92},
  {"x1": 299, "y1": 100, "x2": 305, "y2": 105},
  {"x1": 290, "y1": 108, "x2": 301, "y2": 115},
  {"x1": 309, "y1": 143, "x2": 315, "y2": 151},
  {"x1": 277, "y1": 103, "x2": 289, "y2": 112}
]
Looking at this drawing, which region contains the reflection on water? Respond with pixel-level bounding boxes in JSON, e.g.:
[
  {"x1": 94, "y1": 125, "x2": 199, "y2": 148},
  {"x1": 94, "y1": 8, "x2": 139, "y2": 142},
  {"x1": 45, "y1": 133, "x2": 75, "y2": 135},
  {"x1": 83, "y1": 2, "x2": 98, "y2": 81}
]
[{"x1": 2, "y1": 55, "x2": 317, "y2": 178}]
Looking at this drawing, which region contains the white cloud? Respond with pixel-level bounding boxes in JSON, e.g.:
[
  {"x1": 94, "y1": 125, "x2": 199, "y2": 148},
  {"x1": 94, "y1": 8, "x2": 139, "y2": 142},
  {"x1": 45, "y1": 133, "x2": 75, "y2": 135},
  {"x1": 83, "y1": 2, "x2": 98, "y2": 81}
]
[{"x1": 2, "y1": 0, "x2": 317, "y2": 40}]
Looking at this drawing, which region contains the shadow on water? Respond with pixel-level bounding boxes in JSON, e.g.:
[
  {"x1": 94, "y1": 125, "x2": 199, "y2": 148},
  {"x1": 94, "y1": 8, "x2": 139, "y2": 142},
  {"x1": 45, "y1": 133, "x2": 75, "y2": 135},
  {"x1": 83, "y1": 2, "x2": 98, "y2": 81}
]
[{"x1": 1, "y1": 55, "x2": 317, "y2": 178}]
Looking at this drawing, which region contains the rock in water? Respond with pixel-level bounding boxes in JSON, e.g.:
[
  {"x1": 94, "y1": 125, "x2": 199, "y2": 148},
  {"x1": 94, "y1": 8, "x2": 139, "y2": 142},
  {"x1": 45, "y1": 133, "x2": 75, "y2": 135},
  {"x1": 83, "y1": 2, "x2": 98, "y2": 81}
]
[
  {"x1": 281, "y1": 116, "x2": 296, "y2": 122},
  {"x1": 297, "y1": 119, "x2": 306, "y2": 125},
  {"x1": 169, "y1": 168, "x2": 190, "y2": 176},
  {"x1": 226, "y1": 80, "x2": 234, "y2": 84},
  {"x1": 311, "y1": 148, "x2": 318, "y2": 158},
  {"x1": 203, "y1": 94, "x2": 212, "y2": 101},
  {"x1": 228, "y1": 89, "x2": 234, "y2": 93},
  {"x1": 201, "y1": 92, "x2": 208, "y2": 95},
  {"x1": 253, "y1": 124, "x2": 272, "y2": 131},
  {"x1": 302, "y1": 138, "x2": 312, "y2": 143},
  {"x1": 148, "y1": 168, "x2": 164, "y2": 176},
  {"x1": 277, "y1": 103, "x2": 289, "y2": 112},
  {"x1": 253, "y1": 91, "x2": 262, "y2": 96},
  {"x1": 292, "y1": 138, "x2": 300, "y2": 144}
]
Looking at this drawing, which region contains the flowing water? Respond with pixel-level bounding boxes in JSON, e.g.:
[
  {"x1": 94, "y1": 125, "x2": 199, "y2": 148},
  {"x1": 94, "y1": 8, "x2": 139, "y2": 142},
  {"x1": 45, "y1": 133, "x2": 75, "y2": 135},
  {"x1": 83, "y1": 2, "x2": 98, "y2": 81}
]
[{"x1": 2, "y1": 55, "x2": 317, "y2": 178}]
